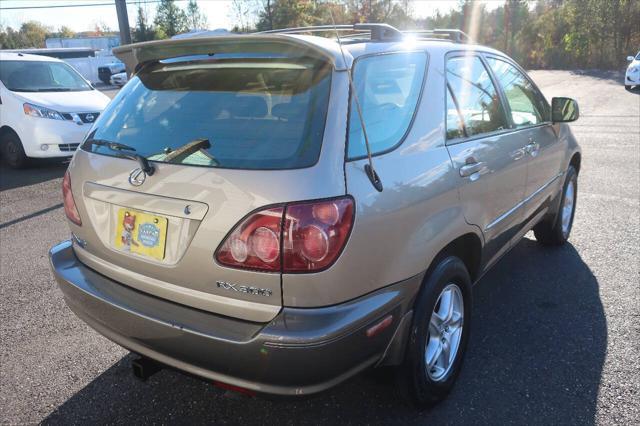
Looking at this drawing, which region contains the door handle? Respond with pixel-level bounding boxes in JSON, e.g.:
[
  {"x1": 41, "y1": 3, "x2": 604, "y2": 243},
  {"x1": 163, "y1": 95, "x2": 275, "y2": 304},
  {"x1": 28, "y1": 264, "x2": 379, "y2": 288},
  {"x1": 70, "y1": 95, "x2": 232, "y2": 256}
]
[
  {"x1": 525, "y1": 139, "x2": 540, "y2": 157},
  {"x1": 459, "y1": 161, "x2": 485, "y2": 177}
]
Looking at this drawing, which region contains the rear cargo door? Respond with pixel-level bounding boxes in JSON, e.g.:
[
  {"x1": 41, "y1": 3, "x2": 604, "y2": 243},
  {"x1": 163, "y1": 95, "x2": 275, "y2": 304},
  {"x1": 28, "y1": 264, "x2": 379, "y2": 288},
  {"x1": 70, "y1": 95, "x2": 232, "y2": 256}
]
[{"x1": 67, "y1": 55, "x2": 347, "y2": 322}]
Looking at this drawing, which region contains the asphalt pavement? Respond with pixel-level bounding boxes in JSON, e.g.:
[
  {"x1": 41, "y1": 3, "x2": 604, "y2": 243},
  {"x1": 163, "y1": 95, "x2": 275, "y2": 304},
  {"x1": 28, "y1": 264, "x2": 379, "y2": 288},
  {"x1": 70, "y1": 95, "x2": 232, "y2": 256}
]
[{"x1": 0, "y1": 71, "x2": 638, "y2": 425}]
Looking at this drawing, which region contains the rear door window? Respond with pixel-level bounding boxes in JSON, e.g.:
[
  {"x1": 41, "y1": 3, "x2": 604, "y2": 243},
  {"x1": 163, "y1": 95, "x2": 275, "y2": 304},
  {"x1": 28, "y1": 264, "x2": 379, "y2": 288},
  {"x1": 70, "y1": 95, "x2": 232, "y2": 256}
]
[
  {"x1": 446, "y1": 55, "x2": 507, "y2": 139},
  {"x1": 486, "y1": 57, "x2": 549, "y2": 127},
  {"x1": 446, "y1": 86, "x2": 466, "y2": 139},
  {"x1": 347, "y1": 52, "x2": 427, "y2": 159},
  {"x1": 84, "y1": 58, "x2": 332, "y2": 170}
]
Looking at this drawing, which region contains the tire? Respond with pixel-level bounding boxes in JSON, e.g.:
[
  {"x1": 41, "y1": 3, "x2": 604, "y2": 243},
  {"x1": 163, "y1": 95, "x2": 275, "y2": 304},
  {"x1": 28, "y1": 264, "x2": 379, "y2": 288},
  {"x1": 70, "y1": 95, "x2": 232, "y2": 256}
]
[
  {"x1": 395, "y1": 256, "x2": 472, "y2": 408},
  {"x1": 625, "y1": 85, "x2": 632, "y2": 91},
  {"x1": 534, "y1": 165, "x2": 578, "y2": 246},
  {"x1": 1, "y1": 131, "x2": 28, "y2": 169}
]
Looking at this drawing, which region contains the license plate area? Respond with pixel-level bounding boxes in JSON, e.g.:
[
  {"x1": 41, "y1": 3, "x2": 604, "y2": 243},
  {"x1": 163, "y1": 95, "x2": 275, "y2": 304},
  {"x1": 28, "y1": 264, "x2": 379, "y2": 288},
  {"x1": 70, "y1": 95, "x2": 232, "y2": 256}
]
[{"x1": 114, "y1": 208, "x2": 168, "y2": 261}]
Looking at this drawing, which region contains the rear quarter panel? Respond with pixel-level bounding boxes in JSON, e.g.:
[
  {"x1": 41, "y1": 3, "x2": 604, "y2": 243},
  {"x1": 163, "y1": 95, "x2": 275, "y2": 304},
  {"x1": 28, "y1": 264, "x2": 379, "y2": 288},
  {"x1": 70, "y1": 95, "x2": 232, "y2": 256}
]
[{"x1": 282, "y1": 49, "x2": 482, "y2": 307}]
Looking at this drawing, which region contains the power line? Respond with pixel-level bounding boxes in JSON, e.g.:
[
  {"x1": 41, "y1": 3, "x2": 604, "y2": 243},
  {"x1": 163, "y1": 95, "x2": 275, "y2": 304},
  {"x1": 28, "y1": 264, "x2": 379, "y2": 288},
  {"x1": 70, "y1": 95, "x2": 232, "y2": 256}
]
[{"x1": 0, "y1": 0, "x2": 185, "y2": 11}]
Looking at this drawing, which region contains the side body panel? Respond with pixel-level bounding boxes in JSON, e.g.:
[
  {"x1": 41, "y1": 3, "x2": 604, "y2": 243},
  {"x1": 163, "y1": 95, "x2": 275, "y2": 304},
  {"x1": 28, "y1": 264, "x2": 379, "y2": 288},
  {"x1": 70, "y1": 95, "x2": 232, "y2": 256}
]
[
  {"x1": 521, "y1": 124, "x2": 565, "y2": 220},
  {"x1": 282, "y1": 48, "x2": 482, "y2": 308},
  {"x1": 444, "y1": 51, "x2": 529, "y2": 268},
  {"x1": 446, "y1": 131, "x2": 528, "y2": 267},
  {"x1": 486, "y1": 55, "x2": 566, "y2": 225}
]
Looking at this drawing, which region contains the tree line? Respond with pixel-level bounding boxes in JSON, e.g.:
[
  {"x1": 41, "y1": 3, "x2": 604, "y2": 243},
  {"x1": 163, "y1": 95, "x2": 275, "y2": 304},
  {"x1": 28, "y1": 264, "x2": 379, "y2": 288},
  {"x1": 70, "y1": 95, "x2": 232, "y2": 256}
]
[
  {"x1": 234, "y1": 0, "x2": 639, "y2": 69},
  {"x1": 0, "y1": 0, "x2": 207, "y2": 48},
  {"x1": 1, "y1": 0, "x2": 638, "y2": 70}
]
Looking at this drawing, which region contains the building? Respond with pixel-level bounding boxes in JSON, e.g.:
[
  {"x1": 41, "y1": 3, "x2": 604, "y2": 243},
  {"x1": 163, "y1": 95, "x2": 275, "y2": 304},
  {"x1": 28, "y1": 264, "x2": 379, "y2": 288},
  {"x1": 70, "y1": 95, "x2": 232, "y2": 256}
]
[{"x1": 45, "y1": 36, "x2": 120, "y2": 55}]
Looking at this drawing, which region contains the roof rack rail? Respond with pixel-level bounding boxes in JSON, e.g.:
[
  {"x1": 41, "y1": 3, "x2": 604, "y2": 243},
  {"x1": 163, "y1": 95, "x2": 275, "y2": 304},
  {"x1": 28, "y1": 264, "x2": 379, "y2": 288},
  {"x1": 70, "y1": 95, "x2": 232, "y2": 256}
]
[
  {"x1": 403, "y1": 29, "x2": 471, "y2": 44},
  {"x1": 259, "y1": 23, "x2": 403, "y2": 42}
]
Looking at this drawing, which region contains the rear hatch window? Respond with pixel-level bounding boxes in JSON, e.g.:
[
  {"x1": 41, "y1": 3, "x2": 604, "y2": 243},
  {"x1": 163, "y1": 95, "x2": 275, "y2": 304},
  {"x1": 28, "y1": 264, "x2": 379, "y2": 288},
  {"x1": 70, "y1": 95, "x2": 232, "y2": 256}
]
[{"x1": 84, "y1": 57, "x2": 332, "y2": 170}]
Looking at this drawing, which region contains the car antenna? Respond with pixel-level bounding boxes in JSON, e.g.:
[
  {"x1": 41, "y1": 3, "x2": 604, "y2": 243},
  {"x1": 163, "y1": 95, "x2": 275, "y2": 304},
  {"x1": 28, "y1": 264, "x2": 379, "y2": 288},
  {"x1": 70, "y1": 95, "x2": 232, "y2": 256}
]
[{"x1": 329, "y1": 12, "x2": 383, "y2": 192}]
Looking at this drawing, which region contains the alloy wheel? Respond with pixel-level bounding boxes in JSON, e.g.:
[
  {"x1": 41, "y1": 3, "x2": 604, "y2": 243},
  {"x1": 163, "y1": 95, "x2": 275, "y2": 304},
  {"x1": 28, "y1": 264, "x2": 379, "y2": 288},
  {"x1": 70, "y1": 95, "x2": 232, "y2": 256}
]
[
  {"x1": 561, "y1": 180, "x2": 575, "y2": 237},
  {"x1": 425, "y1": 283, "x2": 464, "y2": 382}
]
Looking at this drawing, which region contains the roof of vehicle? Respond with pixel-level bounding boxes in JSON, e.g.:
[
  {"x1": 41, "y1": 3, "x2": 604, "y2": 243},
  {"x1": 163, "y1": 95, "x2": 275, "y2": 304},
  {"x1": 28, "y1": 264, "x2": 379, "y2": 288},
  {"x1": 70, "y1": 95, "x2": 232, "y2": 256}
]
[
  {"x1": 113, "y1": 24, "x2": 505, "y2": 72},
  {"x1": 342, "y1": 38, "x2": 503, "y2": 59},
  {"x1": 0, "y1": 51, "x2": 65, "y2": 62}
]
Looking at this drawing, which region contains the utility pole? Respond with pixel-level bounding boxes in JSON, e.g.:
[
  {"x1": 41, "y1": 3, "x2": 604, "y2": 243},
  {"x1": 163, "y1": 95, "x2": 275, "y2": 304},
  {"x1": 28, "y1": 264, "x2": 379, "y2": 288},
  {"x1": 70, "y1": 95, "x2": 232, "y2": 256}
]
[{"x1": 115, "y1": 0, "x2": 132, "y2": 45}]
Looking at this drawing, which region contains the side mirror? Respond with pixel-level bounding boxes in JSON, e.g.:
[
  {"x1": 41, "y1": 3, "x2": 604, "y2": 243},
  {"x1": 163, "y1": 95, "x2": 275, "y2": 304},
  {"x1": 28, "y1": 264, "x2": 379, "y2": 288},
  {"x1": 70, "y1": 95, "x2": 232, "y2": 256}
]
[
  {"x1": 552, "y1": 97, "x2": 579, "y2": 123},
  {"x1": 627, "y1": 56, "x2": 635, "y2": 61}
]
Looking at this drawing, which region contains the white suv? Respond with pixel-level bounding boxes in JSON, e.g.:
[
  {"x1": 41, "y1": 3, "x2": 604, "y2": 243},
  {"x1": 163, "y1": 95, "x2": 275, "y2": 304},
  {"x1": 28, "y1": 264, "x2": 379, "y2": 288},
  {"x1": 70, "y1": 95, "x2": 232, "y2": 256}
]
[
  {"x1": 0, "y1": 52, "x2": 110, "y2": 168},
  {"x1": 626, "y1": 51, "x2": 640, "y2": 90}
]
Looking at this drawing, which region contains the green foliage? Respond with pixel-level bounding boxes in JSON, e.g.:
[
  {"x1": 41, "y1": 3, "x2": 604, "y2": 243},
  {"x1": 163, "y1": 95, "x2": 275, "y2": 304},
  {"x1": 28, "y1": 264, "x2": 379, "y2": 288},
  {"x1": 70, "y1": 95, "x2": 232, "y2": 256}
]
[
  {"x1": 256, "y1": 0, "x2": 315, "y2": 31},
  {"x1": 57, "y1": 26, "x2": 75, "y2": 39},
  {"x1": 0, "y1": 21, "x2": 50, "y2": 49},
  {"x1": 252, "y1": 0, "x2": 640, "y2": 69},
  {"x1": 255, "y1": 0, "x2": 414, "y2": 31},
  {"x1": 0, "y1": 0, "x2": 637, "y2": 69},
  {"x1": 154, "y1": 0, "x2": 188, "y2": 37},
  {"x1": 419, "y1": 0, "x2": 639, "y2": 69},
  {"x1": 133, "y1": 6, "x2": 156, "y2": 42},
  {"x1": 186, "y1": 0, "x2": 208, "y2": 30}
]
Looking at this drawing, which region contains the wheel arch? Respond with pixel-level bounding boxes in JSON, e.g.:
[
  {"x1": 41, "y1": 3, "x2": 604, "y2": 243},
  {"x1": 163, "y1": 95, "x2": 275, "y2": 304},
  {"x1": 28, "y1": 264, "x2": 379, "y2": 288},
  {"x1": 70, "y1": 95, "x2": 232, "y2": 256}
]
[
  {"x1": 0, "y1": 125, "x2": 20, "y2": 141},
  {"x1": 569, "y1": 151, "x2": 581, "y2": 174},
  {"x1": 425, "y1": 232, "x2": 483, "y2": 284}
]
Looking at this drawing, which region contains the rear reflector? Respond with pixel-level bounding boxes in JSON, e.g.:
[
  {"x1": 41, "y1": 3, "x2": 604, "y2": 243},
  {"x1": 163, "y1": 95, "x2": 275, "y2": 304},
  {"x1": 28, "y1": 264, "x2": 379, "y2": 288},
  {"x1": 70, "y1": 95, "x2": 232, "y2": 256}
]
[
  {"x1": 215, "y1": 197, "x2": 354, "y2": 273},
  {"x1": 213, "y1": 380, "x2": 256, "y2": 396},
  {"x1": 366, "y1": 315, "x2": 394, "y2": 338},
  {"x1": 62, "y1": 170, "x2": 82, "y2": 226}
]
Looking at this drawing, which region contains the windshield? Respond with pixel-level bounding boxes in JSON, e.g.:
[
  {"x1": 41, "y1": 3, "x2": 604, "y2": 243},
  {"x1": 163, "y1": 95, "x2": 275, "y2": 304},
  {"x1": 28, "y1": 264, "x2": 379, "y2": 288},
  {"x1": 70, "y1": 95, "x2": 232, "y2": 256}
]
[
  {"x1": 0, "y1": 60, "x2": 92, "y2": 92},
  {"x1": 84, "y1": 57, "x2": 332, "y2": 170},
  {"x1": 636, "y1": 52, "x2": 640, "y2": 60}
]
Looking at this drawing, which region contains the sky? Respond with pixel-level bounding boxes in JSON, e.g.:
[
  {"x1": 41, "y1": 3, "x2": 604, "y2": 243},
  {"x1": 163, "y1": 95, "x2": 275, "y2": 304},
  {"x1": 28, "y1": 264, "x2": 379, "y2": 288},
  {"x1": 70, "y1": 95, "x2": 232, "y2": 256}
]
[{"x1": 0, "y1": 0, "x2": 504, "y2": 33}]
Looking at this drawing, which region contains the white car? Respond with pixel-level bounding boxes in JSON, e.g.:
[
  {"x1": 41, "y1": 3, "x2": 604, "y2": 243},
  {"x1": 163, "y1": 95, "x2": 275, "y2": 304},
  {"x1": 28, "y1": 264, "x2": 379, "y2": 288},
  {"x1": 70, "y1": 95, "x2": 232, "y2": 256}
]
[
  {"x1": 109, "y1": 71, "x2": 128, "y2": 87},
  {"x1": 625, "y1": 51, "x2": 640, "y2": 90},
  {"x1": 0, "y1": 52, "x2": 110, "y2": 168}
]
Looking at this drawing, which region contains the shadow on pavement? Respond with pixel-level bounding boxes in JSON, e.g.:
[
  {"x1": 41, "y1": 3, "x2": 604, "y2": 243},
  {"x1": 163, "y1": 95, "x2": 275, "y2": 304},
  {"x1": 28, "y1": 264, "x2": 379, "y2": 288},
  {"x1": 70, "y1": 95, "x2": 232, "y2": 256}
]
[
  {"x1": 0, "y1": 160, "x2": 68, "y2": 191},
  {"x1": 43, "y1": 237, "x2": 606, "y2": 425},
  {"x1": 569, "y1": 69, "x2": 625, "y2": 83}
]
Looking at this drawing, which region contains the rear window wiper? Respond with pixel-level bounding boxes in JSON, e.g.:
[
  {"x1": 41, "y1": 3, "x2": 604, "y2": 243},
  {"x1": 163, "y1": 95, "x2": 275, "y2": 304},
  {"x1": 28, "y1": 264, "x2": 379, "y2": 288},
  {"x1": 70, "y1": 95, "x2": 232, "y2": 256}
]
[
  {"x1": 163, "y1": 138, "x2": 211, "y2": 162},
  {"x1": 85, "y1": 139, "x2": 155, "y2": 176}
]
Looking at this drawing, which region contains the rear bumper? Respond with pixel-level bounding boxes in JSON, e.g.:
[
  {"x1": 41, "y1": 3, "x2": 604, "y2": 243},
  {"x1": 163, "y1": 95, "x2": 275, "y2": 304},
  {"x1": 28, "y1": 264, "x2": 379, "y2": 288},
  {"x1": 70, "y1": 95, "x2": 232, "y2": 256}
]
[{"x1": 49, "y1": 240, "x2": 420, "y2": 396}]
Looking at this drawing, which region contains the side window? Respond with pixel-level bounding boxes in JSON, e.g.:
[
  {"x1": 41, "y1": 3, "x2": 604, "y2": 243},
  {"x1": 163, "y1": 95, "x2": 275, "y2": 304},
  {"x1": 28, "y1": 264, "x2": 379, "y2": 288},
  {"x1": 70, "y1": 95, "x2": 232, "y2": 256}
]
[
  {"x1": 486, "y1": 57, "x2": 549, "y2": 127},
  {"x1": 446, "y1": 86, "x2": 466, "y2": 139},
  {"x1": 446, "y1": 55, "x2": 507, "y2": 138},
  {"x1": 347, "y1": 52, "x2": 427, "y2": 158}
]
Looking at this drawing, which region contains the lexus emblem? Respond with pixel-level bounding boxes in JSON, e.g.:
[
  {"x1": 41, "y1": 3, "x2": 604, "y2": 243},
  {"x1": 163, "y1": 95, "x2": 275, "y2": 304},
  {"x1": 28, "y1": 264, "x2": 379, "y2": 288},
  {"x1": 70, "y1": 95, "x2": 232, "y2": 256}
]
[
  {"x1": 128, "y1": 168, "x2": 146, "y2": 186},
  {"x1": 85, "y1": 113, "x2": 95, "y2": 122}
]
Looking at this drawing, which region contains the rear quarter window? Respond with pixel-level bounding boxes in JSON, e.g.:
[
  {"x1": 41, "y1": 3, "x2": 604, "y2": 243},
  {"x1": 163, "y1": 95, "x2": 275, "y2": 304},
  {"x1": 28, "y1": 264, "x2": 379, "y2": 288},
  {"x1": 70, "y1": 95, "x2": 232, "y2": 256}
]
[{"x1": 347, "y1": 52, "x2": 427, "y2": 159}]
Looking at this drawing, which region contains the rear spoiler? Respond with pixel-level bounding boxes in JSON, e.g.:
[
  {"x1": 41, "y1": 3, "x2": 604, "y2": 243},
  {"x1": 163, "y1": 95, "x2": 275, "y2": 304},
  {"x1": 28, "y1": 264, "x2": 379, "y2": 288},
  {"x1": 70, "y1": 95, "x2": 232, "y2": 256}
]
[{"x1": 113, "y1": 34, "x2": 351, "y2": 73}]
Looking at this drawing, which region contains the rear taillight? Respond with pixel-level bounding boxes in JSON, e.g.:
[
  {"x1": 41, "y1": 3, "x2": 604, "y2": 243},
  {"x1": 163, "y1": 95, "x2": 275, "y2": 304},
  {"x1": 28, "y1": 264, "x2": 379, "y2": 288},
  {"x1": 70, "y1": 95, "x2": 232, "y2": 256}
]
[
  {"x1": 283, "y1": 198, "x2": 354, "y2": 272},
  {"x1": 216, "y1": 207, "x2": 284, "y2": 272},
  {"x1": 62, "y1": 170, "x2": 82, "y2": 226},
  {"x1": 215, "y1": 197, "x2": 354, "y2": 273}
]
